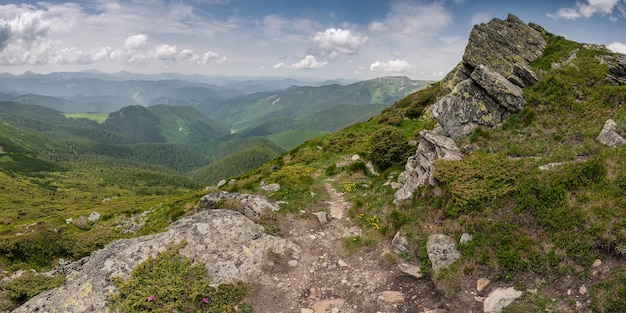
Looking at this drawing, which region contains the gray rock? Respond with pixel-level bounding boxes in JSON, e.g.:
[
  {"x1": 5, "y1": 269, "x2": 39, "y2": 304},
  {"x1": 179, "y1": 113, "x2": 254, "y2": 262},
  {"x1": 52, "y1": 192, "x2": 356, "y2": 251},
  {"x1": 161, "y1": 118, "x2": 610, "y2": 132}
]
[
  {"x1": 392, "y1": 232, "x2": 410, "y2": 253},
  {"x1": 484, "y1": 287, "x2": 523, "y2": 313},
  {"x1": 394, "y1": 129, "x2": 462, "y2": 204},
  {"x1": 366, "y1": 161, "x2": 380, "y2": 176},
  {"x1": 312, "y1": 211, "x2": 328, "y2": 226},
  {"x1": 260, "y1": 183, "x2": 281, "y2": 193},
  {"x1": 460, "y1": 233, "x2": 473, "y2": 244},
  {"x1": 431, "y1": 78, "x2": 507, "y2": 141},
  {"x1": 426, "y1": 234, "x2": 460, "y2": 274},
  {"x1": 398, "y1": 263, "x2": 422, "y2": 279},
  {"x1": 14, "y1": 209, "x2": 300, "y2": 313},
  {"x1": 470, "y1": 65, "x2": 525, "y2": 113},
  {"x1": 217, "y1": 179, "x2": 227, "y2": 188},
  {"x1": 452, "y1": 14, "x2": 546, "y2": 88},
  {"x1": 342, "y1": 226, "x2": 362, "y2": 238},
  {"x1": 87, "y1": 212, "x2": 101, "y2": 222},
  {"x1": 197, "y1": 192, "x2": 279, "y2": 219},
  {"x1": 596, "y1": 119, "x2": 626, "y2": 147}
]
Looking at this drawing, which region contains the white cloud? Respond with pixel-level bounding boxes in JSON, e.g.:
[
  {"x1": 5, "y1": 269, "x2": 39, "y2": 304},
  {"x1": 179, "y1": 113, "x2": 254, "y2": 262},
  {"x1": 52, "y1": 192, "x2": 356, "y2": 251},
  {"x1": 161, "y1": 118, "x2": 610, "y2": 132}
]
[
  {"x1": 470, "y1": 12, "x2": 492, "y2": 25},
  {"x1": 548, "y1": 0, "x2": 622, "y2": 20},
  {"x1": 203, "y1": 51, "x2": 226, "y2": 64},
  {"x1": 607, "y1": 41, "x2": 626, "y2": 53},
  {"x1": 377, "y1": 1, "x2": 452, "y2": 38},
  {"x1": 369, "y1": 59, "x2": 412, "y2": 72},
  {"x1": 273, "y1": 62, "x2": 288, "y2": 69},
  {"x1": 292, "y1": 55, "x2": 327, "y2": 69},
  {"x1": 369, "y1": 21, "x2": 388, "y2": 32},
  {"x1": 154, "y1": 44, "x2": 177, "y2": 60},
  {"x1": 124, "y1": 34, "x2": 148, "y2": 49},
  {"x1": 310, "y1": 28, "x2": 368, "y2": 55}
]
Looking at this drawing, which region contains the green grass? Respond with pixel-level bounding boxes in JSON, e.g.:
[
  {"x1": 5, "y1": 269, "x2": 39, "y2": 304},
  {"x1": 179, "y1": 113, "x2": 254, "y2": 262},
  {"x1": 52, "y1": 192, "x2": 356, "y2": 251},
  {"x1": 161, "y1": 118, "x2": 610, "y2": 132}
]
[{"x1": 62, "y1": 112, "x2": 108, "y2": 123}]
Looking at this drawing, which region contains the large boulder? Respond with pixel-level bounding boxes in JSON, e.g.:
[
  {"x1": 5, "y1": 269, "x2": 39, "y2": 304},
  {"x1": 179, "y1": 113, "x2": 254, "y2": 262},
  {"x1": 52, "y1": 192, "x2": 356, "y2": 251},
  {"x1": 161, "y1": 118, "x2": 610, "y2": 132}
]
[{"x1": 14, "y1": 209, "x2": 300, "y2": 313}]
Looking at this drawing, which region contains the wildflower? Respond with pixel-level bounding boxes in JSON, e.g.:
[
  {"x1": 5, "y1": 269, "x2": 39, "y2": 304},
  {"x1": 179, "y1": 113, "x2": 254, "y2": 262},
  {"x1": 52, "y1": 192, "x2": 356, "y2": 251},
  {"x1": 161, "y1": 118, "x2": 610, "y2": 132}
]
[
  {"x1": 147, "y1": 295, "x2": 156, "y2": 302},
  {"x1": 202, "y1": 298, "x2": 209, "y2": 304}
]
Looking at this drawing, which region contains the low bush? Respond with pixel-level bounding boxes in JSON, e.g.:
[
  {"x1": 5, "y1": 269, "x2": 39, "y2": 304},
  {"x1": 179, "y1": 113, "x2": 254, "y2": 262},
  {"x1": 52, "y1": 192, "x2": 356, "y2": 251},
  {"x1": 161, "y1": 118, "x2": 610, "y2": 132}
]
[{"x1": 108, "y1": 242, "x2": 248, "y2": 313}]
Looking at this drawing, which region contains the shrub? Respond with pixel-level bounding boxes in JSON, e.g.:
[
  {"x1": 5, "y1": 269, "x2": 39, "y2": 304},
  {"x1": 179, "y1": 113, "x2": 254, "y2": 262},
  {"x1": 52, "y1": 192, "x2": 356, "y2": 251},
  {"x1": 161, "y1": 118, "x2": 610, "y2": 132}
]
[
  {"x1": 2, "y1": 271, "x2": 65, "y2": 304},
  {"x1": 108, "y1": 242, "x2": 247, "y2": 313},
  {"x1": 369, "y1": 126, "x2": 412, "y2": 171}
]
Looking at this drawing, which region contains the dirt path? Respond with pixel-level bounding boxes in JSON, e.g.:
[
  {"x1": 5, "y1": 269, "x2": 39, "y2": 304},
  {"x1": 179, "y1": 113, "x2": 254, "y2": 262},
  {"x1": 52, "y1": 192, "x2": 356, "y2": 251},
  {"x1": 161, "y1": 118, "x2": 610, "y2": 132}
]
[{"x1": 247, "y1": 183, "x2": 449, "y2": 313}]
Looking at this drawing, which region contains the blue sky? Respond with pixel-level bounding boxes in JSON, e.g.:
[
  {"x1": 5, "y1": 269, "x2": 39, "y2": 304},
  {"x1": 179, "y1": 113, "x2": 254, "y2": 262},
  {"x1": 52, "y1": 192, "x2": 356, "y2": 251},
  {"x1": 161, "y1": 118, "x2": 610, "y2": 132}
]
[{"x1": 0, "y1": 0, "x2": 625, "y2": 80}]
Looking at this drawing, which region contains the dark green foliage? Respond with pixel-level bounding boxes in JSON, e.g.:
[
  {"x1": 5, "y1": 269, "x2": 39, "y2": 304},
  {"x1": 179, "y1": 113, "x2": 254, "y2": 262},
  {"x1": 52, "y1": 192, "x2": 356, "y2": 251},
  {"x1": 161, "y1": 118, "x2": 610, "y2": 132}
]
[
  {"x1": 0, "y1": 226, "x2": 71, "y2": 269},
  {"x1": 1, "y1": 271, "x2": 65, "y2": 304},
  {"x1": 502, "y1": 108, "x2": 535, "y2": 130},
  {"x1": 104, "y1": 105, "x2": 166, "y2": 143},
  {"x1": 469, "y1": 127, "x2": 491, "y2": 143},
  {"x1": 347, "y1": 161, "x2": 368, "y2": 175},
  {"x1": 194, "y1": 144, "x2": 282, "y2": 184},
  {"x1": 530, "y1": 34, "x2": 581, "y2": 70},
  {"x1": 434, "y1": 152, "x2": 521, "y2": 216},
  {"x1": 108, "y1": 243, "x2": 248, "y2": 313},
  {"x1": 388, "y1": 209, "x2": 411, "y2": 232},
  {"x1": 369, "y1": 126, "x2": 412, "y2": 171}
]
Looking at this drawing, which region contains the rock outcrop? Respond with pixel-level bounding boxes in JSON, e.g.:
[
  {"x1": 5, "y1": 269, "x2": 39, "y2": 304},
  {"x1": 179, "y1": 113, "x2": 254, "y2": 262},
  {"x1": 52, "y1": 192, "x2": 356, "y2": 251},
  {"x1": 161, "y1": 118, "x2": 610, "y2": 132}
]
[
  {"x1": 197, "y1": 191, "x2": 280, "y2": 219},
  {"x1": 597, "y1": 53, "x2": 626, "y2": 86},
  {"x1": 14, "y1": 209, "x2": 300, "y2": 313},
  {"x1": 395, "y1": 14, "x2": 546, "y2": 203},
  {"x1": 596, "y1": 119, "x2": 626, "y2": 147},
  {"x1": 394, "y1": 126, "x2": 462, "y2": 203}
]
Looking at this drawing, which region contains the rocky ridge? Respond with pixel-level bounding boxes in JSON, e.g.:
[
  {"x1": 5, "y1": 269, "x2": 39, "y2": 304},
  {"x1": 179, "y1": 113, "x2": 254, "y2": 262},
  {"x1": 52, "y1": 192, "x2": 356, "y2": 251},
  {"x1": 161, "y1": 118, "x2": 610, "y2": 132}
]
[{"x1": 395, "y1": 14, "x2": 547, "y2": 203}]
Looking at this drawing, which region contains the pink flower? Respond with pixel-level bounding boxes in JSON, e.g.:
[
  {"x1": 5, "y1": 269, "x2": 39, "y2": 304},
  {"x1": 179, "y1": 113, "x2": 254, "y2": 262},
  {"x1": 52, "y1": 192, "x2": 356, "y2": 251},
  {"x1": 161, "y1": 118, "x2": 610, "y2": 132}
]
[
  {"x1": 202, "y1": 297, "x2": 209, "y2": 304},
  {"x1": 147, "y1": 295, "x2": 156, "y2": 302}
]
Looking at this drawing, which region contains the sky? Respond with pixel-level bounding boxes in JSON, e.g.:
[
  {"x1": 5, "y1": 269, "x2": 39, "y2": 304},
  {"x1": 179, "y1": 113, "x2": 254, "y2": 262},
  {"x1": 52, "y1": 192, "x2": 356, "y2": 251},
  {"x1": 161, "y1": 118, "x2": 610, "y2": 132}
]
[{"x1": 0, "y1": 0, "x2": 625, "y2": 80}]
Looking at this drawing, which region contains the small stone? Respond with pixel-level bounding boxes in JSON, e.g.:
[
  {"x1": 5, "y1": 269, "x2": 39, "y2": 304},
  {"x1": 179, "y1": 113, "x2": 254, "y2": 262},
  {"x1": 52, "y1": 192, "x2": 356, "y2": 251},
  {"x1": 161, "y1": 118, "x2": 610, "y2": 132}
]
[
  {"x1": 366, "y1": 161, "x2": 380, "y2": 176},
  {"x1": 312, "y1": 212, "x2": 328, "y2": 226},
  {"x1": 390, "y1": 182, "x2": 403, "y2": 189},
  {"x1": 484, "y1": 287, "x2": 523, "y2": 313},
  {"x1": 567, "y1": 289, "x2": 572, "y2": 296},
  {"x1": 392, "y1": 232, "x2": 410, "y2": 253},
  {"x1": 65, "y1": 218, "x2": 73, "y2": 224},
  {"x1": 228, "y1": 179, "x2": 236, "y2": 185},
  {"x1": 351, "y1": 154, "x2": 361, "y2": 161},
  {"x1": 527, "y1": 288, "x2": 537, "y2": 294},
  {"x1": 592, "y1": 259, "x2": 602, "y2": 268},
  {"x1": 217, "y1": 179, "x2": 227, "y2": 187},
  {"x1": 475, "y1": 296, "x2": 485, "y2": 302},
  {"x1": 88, "y1": 212, "x2": 101, "y2": 222},
  {"x1": 288, "y1": 260, "x2": 298, "y2": 267},
  {"x1": 260, "y1": 183, "x2": 280, "y2": 193},
  {"x1": 337, "y1": 259, "x2": 348, "y2": 267},
  {"x1": 579, "y1": 285, "x2": 587, "y2": 295},
  {"x1": 477, "y1": 278, "x2": 490, "y2": 292},
  {"x1": 398, "y1": 263, "x2": 422, "y2": 279},
  {"x1": 460, "y1": 233, "x2": 473, "y2": 244}
]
